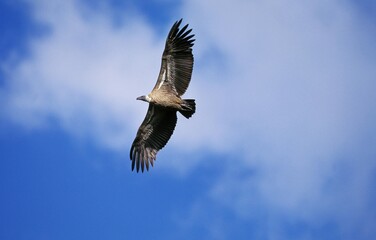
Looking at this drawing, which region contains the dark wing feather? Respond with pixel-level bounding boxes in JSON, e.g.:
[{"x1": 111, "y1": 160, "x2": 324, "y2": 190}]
[
  {"x1": 153, "y1": 19, "x2": 195, "y2": 96},
  {"x1": 130, "y1": 104, "x2": 177, "y2": 172}
]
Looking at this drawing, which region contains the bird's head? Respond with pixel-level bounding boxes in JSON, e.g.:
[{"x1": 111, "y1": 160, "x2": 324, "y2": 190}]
[{"x1": 136, "y1": 95, "x2": 151, "y2": 102}]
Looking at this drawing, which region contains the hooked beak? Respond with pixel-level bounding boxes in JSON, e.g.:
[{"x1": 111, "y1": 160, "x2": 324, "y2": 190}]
[{"x1": 136, "y1": 95, "x2": 147, "y2": 102}]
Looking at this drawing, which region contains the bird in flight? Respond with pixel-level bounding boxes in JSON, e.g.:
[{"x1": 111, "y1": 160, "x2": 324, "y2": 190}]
[{"x1": 130, "y1": 19, "x2": 196, "y2": 172}]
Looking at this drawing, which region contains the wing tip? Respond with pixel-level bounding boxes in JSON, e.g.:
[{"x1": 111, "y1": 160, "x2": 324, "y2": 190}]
[
  {"x1": 130, "y1": 147, "x2": 157, "y2": 173},
  {"x1": 168, "y1": 19, "x2": 194, "y2": 46}
]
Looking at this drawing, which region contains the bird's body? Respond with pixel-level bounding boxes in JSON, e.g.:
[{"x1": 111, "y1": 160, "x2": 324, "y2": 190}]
[{"x1": 130, "y1": 19, "x2": 195, "y2": 172}]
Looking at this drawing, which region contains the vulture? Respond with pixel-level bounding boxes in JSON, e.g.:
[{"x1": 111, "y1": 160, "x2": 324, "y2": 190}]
[{"x1": 130, "y1": 19, "x2": 196, "y2": 172}]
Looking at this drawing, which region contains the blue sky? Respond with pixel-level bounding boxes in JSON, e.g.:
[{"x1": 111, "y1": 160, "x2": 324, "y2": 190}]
[{"x1": 1, "y1": 0, "x2": 376, "y2": 239}]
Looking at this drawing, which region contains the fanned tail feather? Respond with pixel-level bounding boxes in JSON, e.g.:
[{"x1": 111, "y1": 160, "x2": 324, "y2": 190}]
[{"x1": 179, "y1": 99, "x2": 196, "y2": 119}]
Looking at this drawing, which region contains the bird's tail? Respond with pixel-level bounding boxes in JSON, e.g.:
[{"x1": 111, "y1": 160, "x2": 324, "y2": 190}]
[{"x1": 179, "y1": 99, "x2": 196, "y2": 119}]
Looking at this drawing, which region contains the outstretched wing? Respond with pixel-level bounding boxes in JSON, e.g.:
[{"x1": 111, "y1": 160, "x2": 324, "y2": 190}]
[
  {"x1": 130, "y1": 104, "x2": 177, "y2": 172},
  {"x1": 153, "y1": 19, "x2": 195, "y2": 96}
]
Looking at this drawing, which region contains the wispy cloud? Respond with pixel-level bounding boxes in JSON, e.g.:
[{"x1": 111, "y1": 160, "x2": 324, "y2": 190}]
[
  {"x1": 181, "y1": 0, "x2": 376, "y2": 238},
  {"x1": 2, "y1": 0, "x2": 165, "y2": 150},
  {"x1": 1, "y1": 0, "x2": 376, "y2": 239}
]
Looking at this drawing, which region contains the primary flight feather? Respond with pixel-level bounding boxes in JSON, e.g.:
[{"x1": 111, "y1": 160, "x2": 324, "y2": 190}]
[{"x1": 130, "y1": 19, "x2": 196, "y2": 172}]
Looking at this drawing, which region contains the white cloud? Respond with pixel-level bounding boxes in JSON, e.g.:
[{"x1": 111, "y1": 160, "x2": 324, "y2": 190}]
[
  {"x1": 181, "y1": 0, "x2": 376, "y2": 238},
  {"x1": 3, "y1": 0, "x2": 165, "y2": 150},
  {"x1": 1, "y1": 0, "x2": 376, "y2": 238}
]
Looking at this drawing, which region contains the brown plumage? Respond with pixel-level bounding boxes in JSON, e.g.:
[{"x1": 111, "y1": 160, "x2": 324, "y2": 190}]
[{"x1": 130, "y1": 19, "x2": 196, "y2": 172}]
